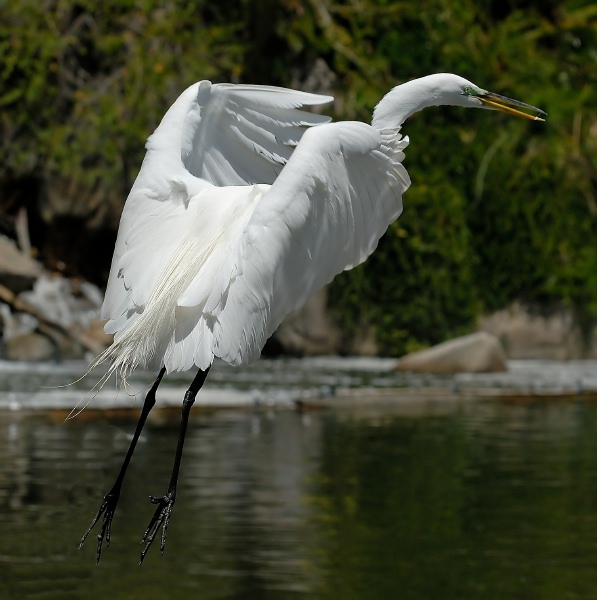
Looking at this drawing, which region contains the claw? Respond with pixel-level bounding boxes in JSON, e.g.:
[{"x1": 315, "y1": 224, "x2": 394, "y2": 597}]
[
  {"x1": 139, "y1": 491, "x2": 176, "y2": 564},
  {"x1": 79, "y1": 489, "x2": 120, "y2": 564}
]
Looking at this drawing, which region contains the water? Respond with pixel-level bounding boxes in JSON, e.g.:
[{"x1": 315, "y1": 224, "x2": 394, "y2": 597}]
[{"x1": 1, "y1": 359, "x2": 597, "y2": 599}]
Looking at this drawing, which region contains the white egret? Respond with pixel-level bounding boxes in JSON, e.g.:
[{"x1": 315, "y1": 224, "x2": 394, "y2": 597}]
[{"x1": 79, "y1": 73, "x2": 545, "y2": 563}]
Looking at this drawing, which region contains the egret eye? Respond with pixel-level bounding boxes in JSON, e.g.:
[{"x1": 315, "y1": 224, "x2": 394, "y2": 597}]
[{"x1": 463, "y1": 85, "x2": 474, "y2": 96}]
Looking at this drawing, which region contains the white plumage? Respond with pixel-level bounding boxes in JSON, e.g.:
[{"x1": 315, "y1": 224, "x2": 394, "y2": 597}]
[
  {"x1": 96, "y1": 80, "x2": 411, "y2": 379},
  {"x1": 80, "y1": 74, "x2": 545, "y2": 563}
]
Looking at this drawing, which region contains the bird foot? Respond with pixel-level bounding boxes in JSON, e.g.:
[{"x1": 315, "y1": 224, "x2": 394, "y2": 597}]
[
  {"x1": 140, "y1": 491, "x2": 176, "y2": 564},
  {"x1": 79, "y1": 489, "x2": 120, "y2": 564}
]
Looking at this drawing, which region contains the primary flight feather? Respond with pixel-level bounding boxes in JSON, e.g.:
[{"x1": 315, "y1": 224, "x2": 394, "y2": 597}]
[{"x1": 80, "y1": 73, "x2": 545, "y2": 563}]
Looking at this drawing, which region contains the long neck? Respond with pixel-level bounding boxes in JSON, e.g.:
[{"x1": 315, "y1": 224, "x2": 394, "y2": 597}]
[{"x1": 372, "y1": 74, "x2": 452, "y2": 130}]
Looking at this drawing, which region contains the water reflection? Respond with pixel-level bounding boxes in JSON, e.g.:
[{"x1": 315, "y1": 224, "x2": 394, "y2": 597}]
[{"x1": 2, "y1": 398, "x2": 597, "y2": 599}]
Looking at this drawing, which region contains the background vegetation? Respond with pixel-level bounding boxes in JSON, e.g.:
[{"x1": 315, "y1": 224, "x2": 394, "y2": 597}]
[{"x1": 1, "y1": 0, "x2": 596, "y2": 355}]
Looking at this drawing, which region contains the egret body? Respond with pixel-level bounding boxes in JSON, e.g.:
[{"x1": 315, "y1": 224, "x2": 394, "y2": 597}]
[{"x1": 79, "y1": 73, "x2": 545, "y2": 562}]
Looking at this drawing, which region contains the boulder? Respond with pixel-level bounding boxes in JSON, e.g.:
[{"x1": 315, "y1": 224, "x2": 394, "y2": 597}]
[
  {"x1": 0, "y1": 235, "x2": 40, "y2": 293},
  {"x1": 273, "y1": 289, "x2": 341, "y2": 356},
  {"x1": 396, "y1": 331, "x2": 507, "y2": 374},
  {"x1": 3, "y1": 332, "x2": 57, "y2": 362},
  {"x1": 479, "y1": 302, "x2": 595, "y2": 359},
  {"x1": 18, "y1": 274, "x2": 96, "y2": 329},
  {"x1": 0, "y1": 274, "x2": 110, "y2": 361},
  {"x1": 272, "y1": 288, "x2": 378, "y2": 357},
  {"x1": 83, "y1": 317, "x2": 113, "y2": 350}
]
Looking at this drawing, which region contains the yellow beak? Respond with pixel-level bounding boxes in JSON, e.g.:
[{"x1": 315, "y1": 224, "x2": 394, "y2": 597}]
[{"x1": 478, "y1": 92, "x2": 546, "y2": 121}]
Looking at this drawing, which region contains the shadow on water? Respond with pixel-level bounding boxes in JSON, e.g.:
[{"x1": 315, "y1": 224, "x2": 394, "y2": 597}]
[{"x1": 1, "y1": 362, "x2": 597, "y2": 598}]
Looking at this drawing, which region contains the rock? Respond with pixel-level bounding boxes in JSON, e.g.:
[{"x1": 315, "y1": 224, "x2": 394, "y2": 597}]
[
  {"x1": 272, "y1": 288, "x2": 379, "y2": 358},
  {"x1": 479, "y1": 302, "x2": 595, "y2": 359},
  {"x1": 81, "y1": 317, "x2": 113, "y2": 351},
  {"x1": 0, "y1": 273, "x2": 110, "y2": 361},
  {"x1": 396, "y1": 332, "x2": 507, "y2": 373},
  {"x1": 18, "y1": 274, "x2": 104, "y2": 331},
  {"x1": 0, "y1": 235, "x2": 40, "y2": 293},
  {"x1": 3, "y1": 332, "x2": 57, "y2": 361},
  {"x1": 341, "y1": 321, "x2": 379, "y2": 357},
  {"x1": 273, "y1": 289, "x2": 341, "y2": 356}
]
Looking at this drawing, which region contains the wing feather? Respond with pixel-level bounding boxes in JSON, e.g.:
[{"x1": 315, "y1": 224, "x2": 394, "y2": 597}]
[
  {"x1": 97, "y1": 83, "x2": 410, "y2": 377},
  {"x1": 213, "y1": 121, "x2": 410, "y2": 365},
  {"x1": 100, "y1": 80, "x2": 331, "y2": 347},
  {"x1": 182, "y1": 81, "x2": 333, "y2": 186}
]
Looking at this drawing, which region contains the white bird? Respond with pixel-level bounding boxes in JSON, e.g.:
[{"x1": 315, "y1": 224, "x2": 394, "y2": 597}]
[{"x1": 79, "y1": 73, "x2": 545, "y2": 563}]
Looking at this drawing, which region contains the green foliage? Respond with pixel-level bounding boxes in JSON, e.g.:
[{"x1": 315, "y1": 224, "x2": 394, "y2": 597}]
[
  {"x1": 0, "y1": 0, "x2": 246, "y2": 222},
  {"x1": 322, "y1": 0, "x2": 597, "y2": 354},
  {"x1": 1, "y1": 0, "x2": 596, "y2": 355},
  {"x1": 331, "y1": 173, "x2": 478, "y2": 354}
]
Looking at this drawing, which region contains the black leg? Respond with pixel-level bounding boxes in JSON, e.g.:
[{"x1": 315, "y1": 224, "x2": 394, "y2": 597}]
[
  {"x1": 79, "y1": 367, "x2": 166, "y2": 563},
  {"x1": 140, "y1": 366, "x2": 210, "y2": 563}
]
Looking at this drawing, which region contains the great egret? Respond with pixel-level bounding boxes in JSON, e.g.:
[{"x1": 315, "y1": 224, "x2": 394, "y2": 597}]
[{"x1": 79, "y1": 73, "x2": 545, "y2": 563}]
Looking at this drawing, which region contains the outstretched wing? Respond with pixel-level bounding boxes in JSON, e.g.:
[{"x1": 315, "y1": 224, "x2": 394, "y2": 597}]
[
  {"x1": 101, "y1": 81, "x2": 333, "y2": 333},
  {"x1": 98, "y1": 85, "x2": 409, "y2": 376},
  {"x1": 178, "y1": 81, "x2": 333, "y2": 186},
  {"x1": 209, "y1": 121, "x2": 411, "y2": 365}
]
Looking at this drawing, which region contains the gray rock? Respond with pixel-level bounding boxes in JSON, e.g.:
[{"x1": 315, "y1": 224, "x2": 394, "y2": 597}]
[
  {"x1": 0, "y1": 235, "x2": 40, "y2": 293},
  {"x1": 273, "y1": 289, "x2": 341, "y2": 356},
  {"x1": 3, "y1": 332, "x2": 57, "y2": 362},
  {"x1": 0, "y1": 274, "x2": 110, "y2": 361},
  {"x1": 396, "y1": 331, "x2": 507, "y2": 373},
  {"x1": 479, "y1": 302, "x2": 596, "y2": 359},
  {"x1": 273, "y1": 288, "x2": 378, "y2": 357}
]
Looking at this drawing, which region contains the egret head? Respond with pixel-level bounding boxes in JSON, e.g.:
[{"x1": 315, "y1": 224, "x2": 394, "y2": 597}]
[
  {"x1": 372, "y1": 73, "x2": 546, "y2": 130},
  {"x1": 457, "y1": 77, "x2": 546, "y2": 121}
]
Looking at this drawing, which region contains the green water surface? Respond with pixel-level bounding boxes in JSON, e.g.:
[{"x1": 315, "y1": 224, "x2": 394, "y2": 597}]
[{"x1": 1, "y1": 398, "x2": 597, "y2": 599}]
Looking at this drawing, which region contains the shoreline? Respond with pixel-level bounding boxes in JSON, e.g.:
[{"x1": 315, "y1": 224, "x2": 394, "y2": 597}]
[{"x1": 0, "y1": 357, "x2": 596, "y2": 413}]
